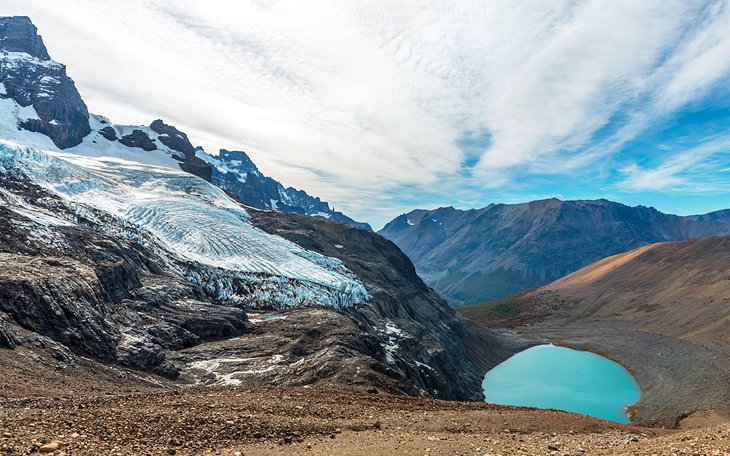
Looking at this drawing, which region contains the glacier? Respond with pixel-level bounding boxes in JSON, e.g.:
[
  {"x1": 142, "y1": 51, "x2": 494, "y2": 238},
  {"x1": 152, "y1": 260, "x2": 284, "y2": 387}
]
[{"x1": 0, "y1": 140, "x2": 368, "y2": 309}]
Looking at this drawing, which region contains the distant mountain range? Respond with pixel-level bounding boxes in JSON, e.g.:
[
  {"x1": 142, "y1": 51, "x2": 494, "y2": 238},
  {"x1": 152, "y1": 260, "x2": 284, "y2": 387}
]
[
  {"x1": 379, "y1": 198, "x2": 730, "y2": 305},
  {"x1": 686, "y1": 209, "x2": 730, "y2": 225}
]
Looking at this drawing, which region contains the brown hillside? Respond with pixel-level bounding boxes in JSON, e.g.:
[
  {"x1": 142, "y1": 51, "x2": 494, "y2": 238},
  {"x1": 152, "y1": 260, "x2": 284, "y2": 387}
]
[{"x1": 533, "y1": 236, "x2": 730, "y2": 352}]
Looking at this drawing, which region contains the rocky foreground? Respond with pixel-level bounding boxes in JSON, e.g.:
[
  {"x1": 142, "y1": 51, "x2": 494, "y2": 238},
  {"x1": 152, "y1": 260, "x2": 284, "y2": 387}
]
[{"x1": 1, "y1": 349, "x2": 729, "y2": 456}]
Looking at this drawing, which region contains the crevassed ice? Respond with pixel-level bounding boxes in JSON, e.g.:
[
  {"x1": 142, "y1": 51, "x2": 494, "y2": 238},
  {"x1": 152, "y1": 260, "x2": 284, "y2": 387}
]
[{"x1": 0, "y1": 141, "x2": 368, "y2": 306}]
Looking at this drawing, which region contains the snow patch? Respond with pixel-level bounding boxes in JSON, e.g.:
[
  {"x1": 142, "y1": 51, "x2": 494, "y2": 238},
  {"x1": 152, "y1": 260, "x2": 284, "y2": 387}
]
[
  {"x1": 380, "y1": 321, "x2": 410, "y2": 365},
  {"x1": 384, "y1": 322, "x2": 407, "y2": 338},
  {"x1": 0, "y1": 50, "x2": 63, "y2": 69},
  {"x1": 312, "y1": 211, "x2": 332, "y2": 219},
  {"x1": 188, "y1": 355, "x2": 286, "y2": 386},
  {"x1": 17, "y1": 104, "x2": 40, "y2": 121}
]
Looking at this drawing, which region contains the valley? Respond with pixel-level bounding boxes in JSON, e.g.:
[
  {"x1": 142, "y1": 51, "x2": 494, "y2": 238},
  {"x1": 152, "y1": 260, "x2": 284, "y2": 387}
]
[
  {"x1": 1, "y1": 12, "x2": 730, "y2": 456},
  {"x1": 462, "y1": 237, "x2": 730, "y2": 425}
]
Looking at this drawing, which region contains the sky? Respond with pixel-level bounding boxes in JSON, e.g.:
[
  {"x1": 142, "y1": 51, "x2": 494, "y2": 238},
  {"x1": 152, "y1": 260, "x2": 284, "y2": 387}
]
[{"x1": 3, "y1": 0, "x2": 730, "y2": 228}]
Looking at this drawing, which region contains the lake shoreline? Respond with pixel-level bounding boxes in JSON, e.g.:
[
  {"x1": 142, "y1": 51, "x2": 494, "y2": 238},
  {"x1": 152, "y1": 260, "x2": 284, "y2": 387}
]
[
  {"x1": 499, "y1": 321, "x2": 730, "y2": 427},
  {"x1": 482, "y1": 344, "x2": 641, "y2": 423}
]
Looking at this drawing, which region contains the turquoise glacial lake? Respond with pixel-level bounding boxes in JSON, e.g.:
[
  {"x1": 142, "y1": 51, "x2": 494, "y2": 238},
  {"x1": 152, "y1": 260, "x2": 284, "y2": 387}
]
[{"x1": 482, "y1": 344, "x2": 641, "y2": 423}]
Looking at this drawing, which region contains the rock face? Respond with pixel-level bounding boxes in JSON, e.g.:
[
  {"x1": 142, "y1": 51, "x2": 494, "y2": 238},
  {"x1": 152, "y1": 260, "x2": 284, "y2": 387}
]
[
  {"x1": 98, "y1": 125, "x2": 117, "y2": 141},
  {"x1": 0, "y1": 16, "x2": 90, "y2": 148},
  {"x1": 250, "y1": 209, "x2": 514, "y2": 400},
  {"x1": 198, "y1": 148, "x2": 371, "y2": 230},
  {"x1": 0, "y1": 16, "x2": 49, "y2": 59},
  {"x1": 118, "y1": 129, "x2": 157, "y2": 151},
  {"x1": 379, "y1": 198, "x2": 730, "y2": 305},
  {"x1": 149, "y1": 119, "x2": 212, "y2": 181},
  {"x1": 520, "y1": 236, "x2": 730, "y2": 352}
]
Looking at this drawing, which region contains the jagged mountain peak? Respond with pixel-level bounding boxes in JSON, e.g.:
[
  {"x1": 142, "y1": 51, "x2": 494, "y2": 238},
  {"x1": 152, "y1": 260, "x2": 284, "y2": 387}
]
[
  {"x1": 217, "y1": 148, "x2": 261, "y2": 173},
  {"x1": 0, "y1": 16, "x2": 91, "y2": 149},
  {"x1": 0, "y1": 16, "x2": 50, "y2": 60},
  {"x1": 198, "y1": 147, "x2": 371, "y2": 230},
  {"x1": 149, "y1": 119, "x2": 195, "y2": 155}
]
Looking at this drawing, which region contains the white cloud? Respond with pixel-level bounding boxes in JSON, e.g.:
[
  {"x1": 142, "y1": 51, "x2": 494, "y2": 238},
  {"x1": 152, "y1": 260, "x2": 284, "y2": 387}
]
[
  {"x1": 617, "y1": 136, "x2": 730, "y2": 192},
  {"x1": 2, "y1": 0, "x2": 730, "y2": 227}
]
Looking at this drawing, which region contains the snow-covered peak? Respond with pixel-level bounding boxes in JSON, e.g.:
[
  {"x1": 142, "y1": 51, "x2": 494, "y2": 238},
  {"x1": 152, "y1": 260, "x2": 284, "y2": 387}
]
[
  {"x1": 1, "y1": 18, "x2": 91, "y2": 149},
  {"x1": 197, "y1": 148, "x2": 257, "y2": 181}
]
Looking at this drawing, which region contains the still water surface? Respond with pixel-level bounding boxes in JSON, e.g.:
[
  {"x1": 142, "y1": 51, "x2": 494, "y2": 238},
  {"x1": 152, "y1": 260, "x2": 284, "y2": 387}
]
[{"x1": 483, "y1": 344, "x2": 641, "y2": 423}]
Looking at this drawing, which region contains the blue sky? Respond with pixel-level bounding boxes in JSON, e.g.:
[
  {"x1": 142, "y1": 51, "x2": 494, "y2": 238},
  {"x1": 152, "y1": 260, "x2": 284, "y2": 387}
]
[{"x1": 4, "y1": 0, "x2": 730, "y2": 228}]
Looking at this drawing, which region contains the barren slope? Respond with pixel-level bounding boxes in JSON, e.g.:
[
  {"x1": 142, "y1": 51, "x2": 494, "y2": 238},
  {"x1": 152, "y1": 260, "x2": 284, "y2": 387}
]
[
  {"x1": 461, "y1": 236, "x2": 730, "y2": 423},
  {"x1": 538, "y1": 236, "x2": 730, "y2": 352}
]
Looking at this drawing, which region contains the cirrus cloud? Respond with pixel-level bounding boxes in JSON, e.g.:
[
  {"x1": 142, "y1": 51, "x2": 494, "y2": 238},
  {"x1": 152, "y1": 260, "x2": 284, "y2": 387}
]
[{"x1": 3, "y1": 0, "x2": 730, "y2": 227}]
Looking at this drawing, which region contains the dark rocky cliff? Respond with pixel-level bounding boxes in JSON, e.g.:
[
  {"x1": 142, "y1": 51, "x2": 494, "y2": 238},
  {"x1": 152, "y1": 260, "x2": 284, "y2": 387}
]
[
  {"x1": 0, "y1": 16, "x2": 90, "y2": 148},
  {"x1": 250, "y1": 209, "x2": 515, "y2": 400},
  {"x1": 0, "y1": 15, "x2": 49, "y2": 59},
  {"x1": 149, "y1": 119, "x2": 212, "y2": 181}
]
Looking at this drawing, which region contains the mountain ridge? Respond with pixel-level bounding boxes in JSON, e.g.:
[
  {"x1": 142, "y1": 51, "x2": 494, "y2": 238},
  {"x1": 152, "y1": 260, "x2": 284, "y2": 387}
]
[{"x1": 379, "y1": 197, "x2": 730, "y2": 305}]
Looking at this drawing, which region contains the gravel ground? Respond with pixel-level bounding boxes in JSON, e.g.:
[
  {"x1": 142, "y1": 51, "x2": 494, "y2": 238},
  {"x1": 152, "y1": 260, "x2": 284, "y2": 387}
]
[
  {"x1": 1, "y1": 347, "x2": 729, "y2": 456},
  {"x1": 1, "y1": 385, "x2": 728, "y2": 456}
]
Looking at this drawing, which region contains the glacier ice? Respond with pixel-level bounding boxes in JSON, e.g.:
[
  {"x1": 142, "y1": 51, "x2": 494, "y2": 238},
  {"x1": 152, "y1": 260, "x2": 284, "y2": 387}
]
[{"x1": 0, "y1": 141, "x2": 368, "y2": 309}]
